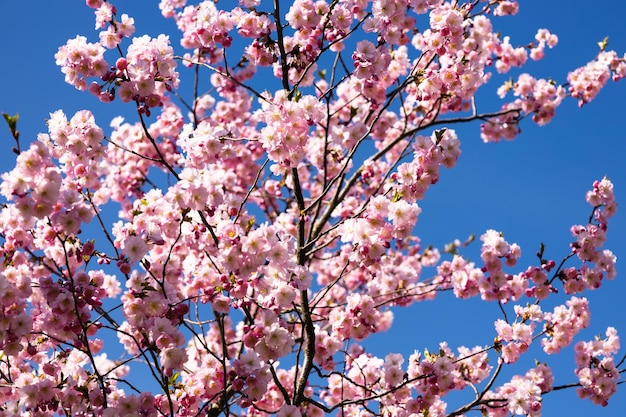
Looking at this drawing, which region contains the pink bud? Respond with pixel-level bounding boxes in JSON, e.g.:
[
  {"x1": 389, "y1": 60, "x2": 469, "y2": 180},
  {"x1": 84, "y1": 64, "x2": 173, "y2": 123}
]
[
  {"x1": 43, "y1": 363, "x2": 56, "y2": 376},
  {"x1": 86, "y1": 0, "x2": 103, "y2": 8}
]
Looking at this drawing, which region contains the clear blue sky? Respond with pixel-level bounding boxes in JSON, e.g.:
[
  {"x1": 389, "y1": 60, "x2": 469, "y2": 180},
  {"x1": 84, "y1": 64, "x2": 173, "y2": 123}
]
[{"x1": 0, "y1": 1, "x2": 625, "y2": 416}]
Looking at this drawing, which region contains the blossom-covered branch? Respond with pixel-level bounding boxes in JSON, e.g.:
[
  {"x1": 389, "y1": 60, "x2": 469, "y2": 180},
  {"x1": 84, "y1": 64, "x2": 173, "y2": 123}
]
[{"x1": 0, "y1": 0, "x2": 623, "y2": 416}]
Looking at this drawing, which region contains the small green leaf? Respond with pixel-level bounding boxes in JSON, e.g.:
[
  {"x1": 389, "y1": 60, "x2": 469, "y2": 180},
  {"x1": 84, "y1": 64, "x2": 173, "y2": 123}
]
[
  {"x1": 3, "y1": 113, "x2": 20, "y2": 149},
  {"x1": 246, "y1": 217, "x2": 256, "y2": 233},
  {"x1": 169, "y1": 371, "x2": 180, "y2": 383},
  {"x1": 443, "y1": 242, "x2": 457, "y2": 255},
  {"x1": 2, "y1": 112, "x2": 18, "y2": 131},
  {"x1": 293, "y1": 87, "x2": 302, "y2": 102}
]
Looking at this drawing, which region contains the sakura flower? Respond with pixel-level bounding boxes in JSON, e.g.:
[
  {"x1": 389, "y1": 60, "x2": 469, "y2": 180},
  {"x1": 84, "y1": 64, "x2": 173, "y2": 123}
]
[
  {"x1": 160, "y1": 346, "x2": 188, "y2": 376},
  {"x1": 121, "y1": 235, "x2": 150, "y2": 264}
]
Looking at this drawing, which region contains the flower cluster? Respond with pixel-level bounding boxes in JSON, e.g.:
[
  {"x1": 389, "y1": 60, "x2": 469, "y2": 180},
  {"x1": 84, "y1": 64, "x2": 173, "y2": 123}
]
[
  {"x1": 55, "y1": 35, "x2": 108, "y2": 91},
  {"x1": 479, "y1": 102, "x2": 521, "y2": 142},
  {"x1": 441, "y1": 255, "x2": 485, "y2": 299},
  {"x1": 482, "y1": 69, "x2": 568, "y2": 142},
  {"x1": 176, "y1": 1, "x2": 234, "y2": 50},
  {"x1": 542, "y1": 296, "x2": 590, "y2": 354},
  {"x1": 98, "y1": 115, "x2": 179, "y2": 212},
  {"x1": 117, "y1": 34, "x2": 179, "y2": 114},
  {"x1": 118, "y1": 271, "x2": 187, "y2": 371},
  {"x1": 574, "y1": 327, "x2": 620, "y2": 406},
  {"x1": 530, "y1": 29, "x2": 558, "y2": 61},
  {"x1": 483, "y1": 364, "x2": 553, "y2": 417},
  {"x1": 34, "y1": 270, "x2": 117, "y2": 347},
  {"x1": 353, "y1": 40, "x2": 392, "y2": 80},
  {"x1": 423, "y1": 3, "x2": 466, "y2": 56},
  {"x1": 558, "y1": 178, "x2": 618, "y2": 292},
  {"x1": 493, "y1": 0, "x2": 519, "y2": 16},
  {"x1": 56, "y1": 13, "x2": 176, "y2": 110},
  {"x1": 0, "y1": 115, "x2": 98, "y2": 247},
  {"x1": 90, "y1": 2, "x2": 136, "y2": 48},
  {"x1": 365, "y1": 0, "x2": 416, "y2": 45},
  {"x1": 493, "y1": 35, "x2": 528, "y2": 74},
  {"x1": 0, "y1": 141, "x2": 57, "y2": 247},
  {"x1": 328, "y1": 293, "x2": 392, "y2": 341},
  {"x1": 568, "y1": 50, "x2": 626, "y2": 106},
  {"x1": 571, "y1": 178, "x2": 617, "y2": 262},
  {"x1": 339, "y1": 195, "x2": 422, "y2": 265},
  {"x1": 477, "y1": 229, "x2": 524, "y2": 302},
  {"x1": 46, "y1": 109, "x2": 106, "y2": 190},
  {"x1": 231, "y1": 350, "x2": 272, "y2": 403},
  {"x1": 258, "y1": 91, "x2": 325, "y2": 171},
  {"x1": 0, "y1": 271, "x2": 32, "y2": 356},
  {"x1": 177, "y1": 120, "x2": 225, "y2": 168},
  {"x1": 276, "y1": 0, "x2": 328, "y2": 84},
  {"x1": 496, "y1": 73, "x2": 567, "y2": 126},
  {"x1": 404, "y1": 343, "x2": 492, "y2": 414},
  {"x1": 494, "y1": 319, "x2": 533, "y2": 364},
  {"x1": 233, "y1": 8, "x2": 273, "y2": 39},
  {"x1": 393, "y1": 129, "x2": 461, "y2": 202}
]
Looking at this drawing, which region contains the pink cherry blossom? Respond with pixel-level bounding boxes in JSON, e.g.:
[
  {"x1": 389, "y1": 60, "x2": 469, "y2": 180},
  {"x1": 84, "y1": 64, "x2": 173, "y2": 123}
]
[
  {"x1": 0, "y1": 1, "x2": 623, "y2": 416},
  {"x1": 55, "y1": 35, "x2": 108, "y2": 91}
]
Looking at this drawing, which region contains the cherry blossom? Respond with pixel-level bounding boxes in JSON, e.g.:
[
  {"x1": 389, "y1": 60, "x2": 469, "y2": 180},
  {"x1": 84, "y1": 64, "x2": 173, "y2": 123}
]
[{"x1": 0, "y1": 0, "x2": 623, "y2": 416}]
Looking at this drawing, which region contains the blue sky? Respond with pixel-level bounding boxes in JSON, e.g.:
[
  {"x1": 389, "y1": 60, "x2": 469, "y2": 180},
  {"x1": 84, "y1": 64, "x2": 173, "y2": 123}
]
[{"x1": 1, "y1": 1, "x2": 625, "y2": 416}]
